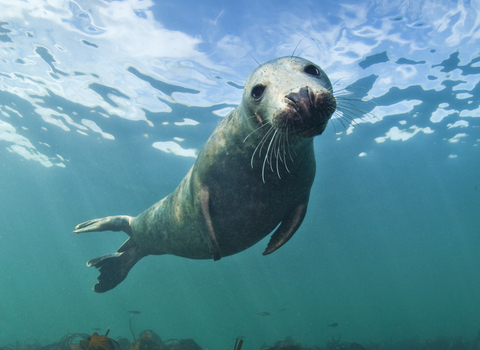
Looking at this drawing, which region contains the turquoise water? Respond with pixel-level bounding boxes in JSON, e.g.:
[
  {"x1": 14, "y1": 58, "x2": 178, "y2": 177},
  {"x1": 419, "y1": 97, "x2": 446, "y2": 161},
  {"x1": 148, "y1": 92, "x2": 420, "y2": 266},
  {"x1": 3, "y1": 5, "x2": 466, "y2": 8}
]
[{"x1": 1, "y1": 0, "x2": 480, "y2": 348}]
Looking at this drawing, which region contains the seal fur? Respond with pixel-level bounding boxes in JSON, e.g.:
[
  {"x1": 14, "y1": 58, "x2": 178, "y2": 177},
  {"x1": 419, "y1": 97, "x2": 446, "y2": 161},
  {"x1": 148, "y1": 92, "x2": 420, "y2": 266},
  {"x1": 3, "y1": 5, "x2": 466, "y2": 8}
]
[{"x1": 74, "y1": 56, "x2": 336, "y2": 293}]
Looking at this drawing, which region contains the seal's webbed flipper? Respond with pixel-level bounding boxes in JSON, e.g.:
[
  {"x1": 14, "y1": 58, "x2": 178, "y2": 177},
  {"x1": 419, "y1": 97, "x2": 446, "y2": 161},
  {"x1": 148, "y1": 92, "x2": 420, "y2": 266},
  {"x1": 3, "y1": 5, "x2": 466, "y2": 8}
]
[
  {"x1": 263, "y1": 203, "x2": 308, "y2": 255},
  {"x1": 74, "y1": 215, "x2": 133, "y2": 236},
  {"x1": 87, "y1": 238, "x2": 142, "y2": 293}
]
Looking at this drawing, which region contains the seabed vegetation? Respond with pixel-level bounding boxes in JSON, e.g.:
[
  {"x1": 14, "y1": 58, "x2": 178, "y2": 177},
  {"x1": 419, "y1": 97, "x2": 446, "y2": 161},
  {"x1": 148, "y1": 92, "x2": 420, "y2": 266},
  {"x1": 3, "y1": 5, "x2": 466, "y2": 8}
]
[{"x1": 2, "y1": 328, "x2": 480, "y2": 350}]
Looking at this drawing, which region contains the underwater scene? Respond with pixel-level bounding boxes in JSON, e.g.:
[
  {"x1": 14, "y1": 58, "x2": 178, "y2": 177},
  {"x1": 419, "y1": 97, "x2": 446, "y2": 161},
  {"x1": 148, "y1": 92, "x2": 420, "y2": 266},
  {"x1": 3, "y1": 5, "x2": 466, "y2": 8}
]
[{"x1": 1, "y1": 0, "x2": 480, "y2": 349}]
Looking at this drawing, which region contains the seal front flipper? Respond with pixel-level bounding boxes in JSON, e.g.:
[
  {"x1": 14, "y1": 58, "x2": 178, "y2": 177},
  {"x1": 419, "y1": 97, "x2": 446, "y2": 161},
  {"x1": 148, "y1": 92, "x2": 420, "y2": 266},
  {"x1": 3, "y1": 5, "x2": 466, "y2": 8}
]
[
  {"x1": 262, "y1": 203, "x2": 308, "y2": 255},
  {"x1": 74, "y1": 215, "x2": 133, "y2": 235},
  {"x1": 199, "y1": 186, "x2": 221, "y2": 261},
  {"x1": 87, "y1": 238, "x2": 142, "y2": 293}
]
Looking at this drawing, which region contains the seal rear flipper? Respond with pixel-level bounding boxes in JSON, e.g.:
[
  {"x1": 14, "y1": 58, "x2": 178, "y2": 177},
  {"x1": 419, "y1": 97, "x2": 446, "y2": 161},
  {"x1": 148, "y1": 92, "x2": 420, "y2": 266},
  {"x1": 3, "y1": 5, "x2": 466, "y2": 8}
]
[
  {"x1": 262, "y1": 203, "x2": 308, "y2": 256},
  {"x1": 74, "y1": 215, "x2": 133, "y2": 236},
  {"x1": 87, "y1": 239, "x2": 142, "y2": 293}
]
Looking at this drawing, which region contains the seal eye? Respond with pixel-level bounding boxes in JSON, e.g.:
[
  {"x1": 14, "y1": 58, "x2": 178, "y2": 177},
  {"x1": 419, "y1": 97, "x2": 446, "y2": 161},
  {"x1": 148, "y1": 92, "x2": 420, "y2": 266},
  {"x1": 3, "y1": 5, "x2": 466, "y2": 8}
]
[
  {"x1": 304, "y1": 65, "x2": 320, "y2": 76},
  {"x1": 251, "y1": 85, "x2": 266, "y2": 100}
]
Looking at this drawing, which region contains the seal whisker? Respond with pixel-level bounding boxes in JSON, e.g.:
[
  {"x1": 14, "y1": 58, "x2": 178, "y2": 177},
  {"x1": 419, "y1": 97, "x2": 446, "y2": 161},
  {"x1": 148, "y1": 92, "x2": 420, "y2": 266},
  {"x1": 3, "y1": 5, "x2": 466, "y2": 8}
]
[
  {"x1": 331, "y1": 78, "x2": 347, "y2": 89},
  {"x1": 282, "y1": 136, "x2": 290, "y2": 173},
  {"x1": 273, "y1": 130, "x2": 284, "y2": 176},
  {"x1": 336, "y1": 98, "x2": 365, "y2": 109},
  {"x1": 290, "y1": 135, "x2": 300, "y2": 156},
  {"x1": 331, "y1": 119, "x2": 338, "y2": 133},
  {"x1": 332, "y1": 113, "x2": 348, "y2": 129},
  {"x1": 249, "y1": 52, "x2": 261, "y2": 67},
  {"x1": 275, "y1": 133, "x2": 282, "y2": 179},
  {"x1": 335, "y1": 106, "x2": 373, "y2": 127},
  {"x1": 294, "y1": 45, "x2": 312, "y2": 59},
  {"x1": 278, "y1": 132, "x2": 286, "y2": 165},
  {"x1": 332, "y1": 88, "x2": 355, "y2": 96},
  {"x1": 257, "y1": 126, "x2": 274, "y2": 155},
  {"x1": 274, "y1": 130, "x2": 282, "y2": 161},
  {"x1": 291, "y1": 36, "x2": 307, "y2": 57},
  {"x1": 262, "y1": 129, "x2": 278, "y2": 183},
  {"x1": 335, "y1": 95, "x2": 370, "y2": 109},
  {"x1": 335, "y1": 93, "x2": 361, "y2": 100},
  {"x1": 258, "y1": 126, "x2": 275, "y2": 158},
  {"x1": 334, "y1": 110, "x2": 362, "y2": 126},
  {"x1": 278, "y1": 132, "x2": 291, "y2": 175},
  {"x1": 268, "y1": 129, "x2": 279, "y2": 171},
  {"x1": 251, "y1": 125, "x2": 275, "y2": 168},
  {"x1": 243, "y1": 122, "x2": 270, "y2": 143},
  {"x1": 336, "y1": 101, "x2": 375, "y2": 123},
  {"x1": 284, "y1": 127, "x2": 294, "y2": 164},
  {"x1": 284, "y1": 141, "x2": 291, "y2": 173},
  {"x1": 269, "y1": 129, "x2": 280, "y2": 174}
]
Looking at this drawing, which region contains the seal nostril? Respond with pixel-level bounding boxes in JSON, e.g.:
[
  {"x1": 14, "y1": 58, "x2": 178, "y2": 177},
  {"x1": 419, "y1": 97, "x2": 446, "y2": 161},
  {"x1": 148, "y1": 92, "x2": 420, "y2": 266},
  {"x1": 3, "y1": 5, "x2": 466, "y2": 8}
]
[
  {"x1": 298, "y1": 86, "x2": 309, "y2": 99},
  {"x1": 285, "y1": 96, "x2": 295, "y2": 104}
]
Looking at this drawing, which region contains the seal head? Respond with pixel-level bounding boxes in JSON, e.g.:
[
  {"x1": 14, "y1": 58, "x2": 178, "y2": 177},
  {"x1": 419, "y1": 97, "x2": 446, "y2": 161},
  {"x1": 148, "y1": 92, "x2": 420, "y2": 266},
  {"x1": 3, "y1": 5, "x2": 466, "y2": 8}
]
[{"x1": 243, "y1": 57, "x2": 336, "y2": 138}]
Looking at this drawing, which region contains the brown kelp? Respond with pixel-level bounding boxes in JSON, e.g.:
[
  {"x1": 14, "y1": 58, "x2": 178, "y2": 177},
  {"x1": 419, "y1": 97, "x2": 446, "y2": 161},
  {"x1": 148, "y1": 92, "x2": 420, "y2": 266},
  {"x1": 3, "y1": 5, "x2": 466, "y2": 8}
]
[
  {"x1": 74, "y1": 330, "x2": 119, "y2": 350},
  {"x1": 5, "y1": 328, "x2": 480, "y2": 350},
  {"x1": 128, "y1": 311, "x2": 141, "y2": 342}
]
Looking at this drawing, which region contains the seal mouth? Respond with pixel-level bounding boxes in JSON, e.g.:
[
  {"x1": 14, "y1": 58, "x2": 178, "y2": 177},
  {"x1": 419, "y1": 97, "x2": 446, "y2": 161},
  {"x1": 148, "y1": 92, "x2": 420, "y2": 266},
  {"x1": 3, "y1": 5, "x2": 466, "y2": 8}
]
[{"x1": 274, "y1": 86, "x2": 336, "y2": 137}]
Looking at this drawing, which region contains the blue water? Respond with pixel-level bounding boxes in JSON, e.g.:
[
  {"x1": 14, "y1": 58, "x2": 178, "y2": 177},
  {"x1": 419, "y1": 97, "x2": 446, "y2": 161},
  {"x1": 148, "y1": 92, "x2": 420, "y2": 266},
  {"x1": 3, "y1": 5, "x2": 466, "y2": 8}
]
[{"x1": 1, "y1": 0, "x2": 480, "y2": 348}]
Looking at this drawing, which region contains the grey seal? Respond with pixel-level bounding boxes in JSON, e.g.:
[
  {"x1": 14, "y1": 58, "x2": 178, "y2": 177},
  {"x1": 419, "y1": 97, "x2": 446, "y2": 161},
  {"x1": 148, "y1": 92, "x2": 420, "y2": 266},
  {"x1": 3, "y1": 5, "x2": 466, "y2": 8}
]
[{"x1": 74, "y1": 56, "x2": 336, "y2": 292}]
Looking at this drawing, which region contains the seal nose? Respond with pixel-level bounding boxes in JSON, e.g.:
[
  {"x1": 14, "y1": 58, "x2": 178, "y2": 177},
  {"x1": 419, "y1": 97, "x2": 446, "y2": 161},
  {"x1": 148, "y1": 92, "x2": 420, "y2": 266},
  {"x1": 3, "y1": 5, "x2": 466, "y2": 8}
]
[
  {"x1": 285, "y1": 86, "x2": 319, "y2": 119},
  {"x1": 281, "y1": 86, "x2": 336, "y2": 137},
  {"x1": 285, "y1": 86, "x2": 336, "y2": 118},
  {"x1": 285, "y1": 87, "x2": 313, "y2": 106}
]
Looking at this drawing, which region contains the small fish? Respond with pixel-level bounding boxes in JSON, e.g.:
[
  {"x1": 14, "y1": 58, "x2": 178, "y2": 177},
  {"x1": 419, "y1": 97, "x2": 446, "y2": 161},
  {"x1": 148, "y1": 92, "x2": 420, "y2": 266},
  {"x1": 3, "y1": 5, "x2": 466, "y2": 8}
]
[
  {"x1": 128, "y1": 310, "x2": 141, "y2": 314},
  {"x1": 234, "y1": 338, "x2": 244, "y2": 350},
  {"x1": 279, "y1": 308, "x2": 287, "y2": 312},
  {"x1": 92, "y1": 328, "x2": 101, "y2": 331},
  {"x1": 327, "y1": 323, "x2": 339, "y2": 327},
  {"x1": 256, "y1": 311, "x2": 270, "y2": 316}
]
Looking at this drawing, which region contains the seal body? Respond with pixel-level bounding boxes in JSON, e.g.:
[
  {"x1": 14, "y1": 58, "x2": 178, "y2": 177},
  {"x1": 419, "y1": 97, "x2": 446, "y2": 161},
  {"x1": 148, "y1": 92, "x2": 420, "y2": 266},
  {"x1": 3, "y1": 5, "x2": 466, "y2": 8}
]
[{"x1": 74, "y1": 56, "x2": 336, "y2": 292}]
